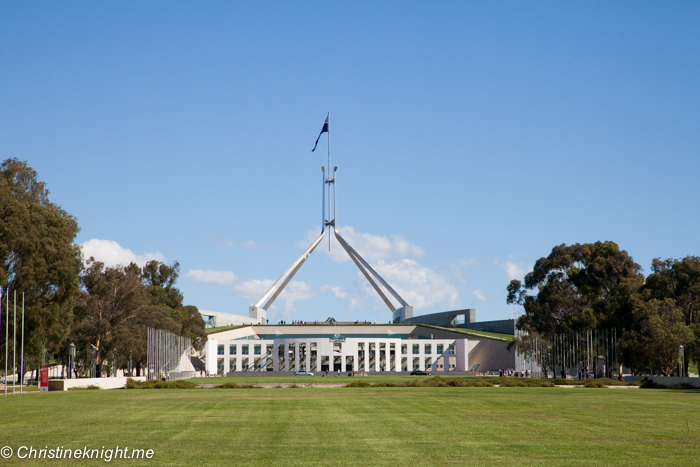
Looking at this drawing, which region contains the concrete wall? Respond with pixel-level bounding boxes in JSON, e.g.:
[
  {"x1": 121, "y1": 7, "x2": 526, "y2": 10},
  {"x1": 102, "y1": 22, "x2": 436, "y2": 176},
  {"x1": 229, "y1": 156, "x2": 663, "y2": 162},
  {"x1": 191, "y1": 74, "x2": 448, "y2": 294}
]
[
  {"x1": 250, "y1": 324, "x2": 417, "y2": 336},
  {"x1": 404, "y1": 309, "x2": 475, "y2": 327},
  {"x1": 458, "y1": 319, "x2": 516, "y2": 335},
  {"x1": 48, "y1": 376, "x2": 147, "y2": 391},
  {"x1": 199, "y1": 309, "x2": 259, "y2": 327},
  {"x1": 409, "y1": 326, "x2": 515, "y2": 372},
  {"x1": 207, "y1": 326, "x2": 258, "y2": 340},
  {"x1": 625, "y1": 376, "x2": 700, "y2": 388}
]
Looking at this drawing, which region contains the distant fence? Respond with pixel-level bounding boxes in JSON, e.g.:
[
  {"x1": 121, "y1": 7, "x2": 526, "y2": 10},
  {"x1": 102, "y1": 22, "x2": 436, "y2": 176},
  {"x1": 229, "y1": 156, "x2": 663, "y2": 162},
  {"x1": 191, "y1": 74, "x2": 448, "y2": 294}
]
[
  {"x1": 146, "y1": 328, "x2": 193, "y2": 381},
  {"x1": 515, "y1": 328, "x2": 620, "y2": 379}
]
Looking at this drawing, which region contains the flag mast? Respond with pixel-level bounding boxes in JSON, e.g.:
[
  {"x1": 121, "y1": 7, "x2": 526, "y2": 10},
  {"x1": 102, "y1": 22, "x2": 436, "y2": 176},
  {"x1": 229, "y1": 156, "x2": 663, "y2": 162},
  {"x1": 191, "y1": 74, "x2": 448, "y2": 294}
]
[
  {"x1": 248, "y1": 112, "x2": 412, "y2": 322},
  {"x1": 327, "y1": 112, "x2": 331, "y2": 250}
]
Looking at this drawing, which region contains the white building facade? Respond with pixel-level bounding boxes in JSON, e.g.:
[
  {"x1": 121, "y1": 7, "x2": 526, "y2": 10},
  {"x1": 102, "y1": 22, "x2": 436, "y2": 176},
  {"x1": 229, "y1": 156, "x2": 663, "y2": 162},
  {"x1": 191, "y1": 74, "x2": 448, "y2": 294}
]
[{"x1": 205, "y1": 337, "x2": 469, "y2": 375}]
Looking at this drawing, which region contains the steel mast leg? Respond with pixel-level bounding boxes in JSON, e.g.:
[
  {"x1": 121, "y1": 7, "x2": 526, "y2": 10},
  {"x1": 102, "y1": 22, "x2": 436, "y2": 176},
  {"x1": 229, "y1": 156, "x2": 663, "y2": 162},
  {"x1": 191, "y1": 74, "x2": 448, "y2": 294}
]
[{"x1": 249, "y1": 230, "x2": 326, "y2": 323}]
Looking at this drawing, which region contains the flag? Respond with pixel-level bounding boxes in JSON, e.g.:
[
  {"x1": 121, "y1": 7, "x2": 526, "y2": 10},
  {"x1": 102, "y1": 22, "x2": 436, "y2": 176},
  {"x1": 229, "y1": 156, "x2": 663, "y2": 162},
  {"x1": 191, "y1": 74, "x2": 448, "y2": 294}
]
[{"x1": 312, "y1": 114, "x2": 329, "y2": 152}]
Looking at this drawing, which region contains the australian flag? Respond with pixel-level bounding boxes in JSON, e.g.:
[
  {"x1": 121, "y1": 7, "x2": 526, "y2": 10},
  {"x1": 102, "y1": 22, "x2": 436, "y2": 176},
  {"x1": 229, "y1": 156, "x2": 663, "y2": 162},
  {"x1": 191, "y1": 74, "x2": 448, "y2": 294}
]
[{"x1": 312, "y1": 114, "x2": 329, "y2": 152}]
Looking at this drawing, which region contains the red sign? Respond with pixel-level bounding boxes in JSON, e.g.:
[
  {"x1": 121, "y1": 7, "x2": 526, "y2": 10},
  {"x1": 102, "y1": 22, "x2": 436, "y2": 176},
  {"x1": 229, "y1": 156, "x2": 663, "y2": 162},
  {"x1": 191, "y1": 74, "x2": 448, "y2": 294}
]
[{"x1": 39, "y1": 366, "x2": 49, "y2": 392}]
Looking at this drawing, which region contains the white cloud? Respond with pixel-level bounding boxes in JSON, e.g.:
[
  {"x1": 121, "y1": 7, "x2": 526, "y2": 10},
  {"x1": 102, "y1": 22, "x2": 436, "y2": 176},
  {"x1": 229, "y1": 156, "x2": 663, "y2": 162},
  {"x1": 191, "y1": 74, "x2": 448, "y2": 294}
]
[
  {"x1": 80, "y1": 239, "x2": 165, "y2": 268},
  {"x1": 461, "y1": 259, "x2": 481, "y2": 268},
  {"x1": 243, "y1": 240, "x2": 258, "y2": 249},
  {"x1": 357, "y1": 259, "x2": 460, "y2": 311},
  {"x1": 296, "y1": 226, "x2": 424, "y2": 264},
  {"x1": 472, "y1": 289, "x2": 490, "y2": 302},
  {"x1": 232, "y1": 279, "x2": 315, "y2": 316},
  {"x1": 496, "y1": 260, "x2": 531, "y2": 281},
  {"x1": 184, "y1": 269, "x2": 238, "y2": 285},
  {"x1": 231, "y1": 279, "x2": 273, "y2": 301},
  {"x1": 330, "y1": 286, "x2": 347, "y2": 299},
  {"x1": 216, "y1": 239, "x2": 236, "y2": 249},
  {"x1": 204, "y1": 235, "x2": 236, "y2": 249}
]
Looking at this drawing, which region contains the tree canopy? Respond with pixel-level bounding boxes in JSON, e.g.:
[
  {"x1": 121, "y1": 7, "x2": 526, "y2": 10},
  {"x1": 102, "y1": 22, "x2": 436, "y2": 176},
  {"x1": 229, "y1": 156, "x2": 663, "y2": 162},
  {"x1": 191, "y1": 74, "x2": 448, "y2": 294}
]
[
  {"x1": 71, "y1": 258, "x2": 206, "y2": 376},
  {"x1": 507, "y1": 242, "x2": 699, "y2": 375},
  {"x1": 0, "y1": 158, "x2": 82, "y2": 369},
  {"x1": 0, "y1": 158, "x2": 206, "y2": 378},
  {"x1": 507, "y1": 241, "x2": 643, "y2": 335}
]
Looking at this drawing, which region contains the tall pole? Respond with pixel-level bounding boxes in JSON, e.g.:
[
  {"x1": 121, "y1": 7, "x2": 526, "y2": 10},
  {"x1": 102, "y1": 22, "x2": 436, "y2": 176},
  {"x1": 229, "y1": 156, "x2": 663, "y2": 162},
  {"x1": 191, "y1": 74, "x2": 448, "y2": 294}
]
[
  {"x1": 334, "y1": 166, "x2": 337, "y2": 231},
  {"x1": 5, "y1": 290, "x2": 8, "y2": 396},
  {"x1": 321, "y1": 168, "x2": 326, "y2": 232},
  {"x1": 0, "y1": 288, "x2": 2, "y2": 394},
  {"x1": 327, "y1": 112, "x2": 331, "y2": 251},
  {"x1": 20, "y1": 293, "x2": 24, "y2": 394},
  {"x1": 13, "y1": 291, "x2": 17, "y2": 394}
]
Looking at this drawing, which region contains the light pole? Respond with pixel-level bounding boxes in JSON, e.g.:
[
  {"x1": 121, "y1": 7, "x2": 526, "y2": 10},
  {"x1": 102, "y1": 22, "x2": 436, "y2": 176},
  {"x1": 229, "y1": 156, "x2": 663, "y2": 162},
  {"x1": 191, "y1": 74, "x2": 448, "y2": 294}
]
[
  {"x1": 679, "y1": 345, "x2": 685, "y2": 378},
  {"x1": 69, "y1": 343, "x2": 75, "y2": 379},
  {"x1": 129, "y1": 350, "x2": 132, "y2": 377},
  {"x1": 90, "y1": 344, "x2": 97, "y2": 378}
]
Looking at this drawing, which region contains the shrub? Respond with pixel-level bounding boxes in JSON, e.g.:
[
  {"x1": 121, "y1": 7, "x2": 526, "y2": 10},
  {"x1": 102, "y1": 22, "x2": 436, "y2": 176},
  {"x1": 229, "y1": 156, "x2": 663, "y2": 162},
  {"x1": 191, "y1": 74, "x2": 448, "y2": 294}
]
[
  {"x1": 584, "y1": 380, "x2": 606, "y2": 388},
  {"x1": 217, "y1": 382, "x2": 240, "y2": 389},
  {"x1": 125, "y1": 378, "x2": 196, "y2": 389},
  {"x1": 639, "y1": 378, "x2": 667, "y2": 389},
  {"x1": 345, "y1": 380, "x2": 371, "y2": 388},
  {"x1": 217, "y1": 382, "x2": 260, "y2": 389},
  {"x1": 68, "y1": 385, "x2": 101, "y2": 390},
  {"x1": 423, "y1": 376, "x2": 449, "y2": 387},
  {"x1": 670, "y1": 383, "x2": 698, "y2": 390}
]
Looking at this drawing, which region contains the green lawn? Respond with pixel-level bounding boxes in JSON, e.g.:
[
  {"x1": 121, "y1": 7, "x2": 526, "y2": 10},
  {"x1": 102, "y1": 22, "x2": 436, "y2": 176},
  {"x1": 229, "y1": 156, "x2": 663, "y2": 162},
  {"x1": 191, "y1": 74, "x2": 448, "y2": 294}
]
[
  {"x1": 206, "y1": 324, "x2": 249, "y2": 334},
  {"x1": 417, "y1": 323, "x2": 514, "y2": 341},
  {"x1": 187, "y1": 374, "x2": 473, "y2": 385},
  {"x1": 1, "y1": 386, "x2": 698, "y2": 466}
]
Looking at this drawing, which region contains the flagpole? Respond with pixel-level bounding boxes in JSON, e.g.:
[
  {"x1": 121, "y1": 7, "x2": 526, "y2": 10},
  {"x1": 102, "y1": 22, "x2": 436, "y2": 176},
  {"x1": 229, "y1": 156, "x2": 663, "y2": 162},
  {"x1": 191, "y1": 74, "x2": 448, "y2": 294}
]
[
  {"x1": 13, "y1": 290, "x2": 17, "y2": 395},
  {"x1": 5, "y1": 290, "x2": 8, "y2": 396},
  {"x1": 327, "y1": 112, "x2": 331, "y2": 251},
  {"x1": 0, "y1": 288, "x2": 2, "y2": 395},
  {"x1": 20, "y1": 293, "x2": 24, "y2": 395}
]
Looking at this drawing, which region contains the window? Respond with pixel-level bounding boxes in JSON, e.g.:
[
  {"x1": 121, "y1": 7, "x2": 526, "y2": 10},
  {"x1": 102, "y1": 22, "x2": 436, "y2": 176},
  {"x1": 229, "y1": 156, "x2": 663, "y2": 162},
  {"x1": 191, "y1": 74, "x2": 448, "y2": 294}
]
[
  {"x1": 217, "y1": 345, "x2": 224, "y2": 355},
  {"x1": 437, "y1": 344, "x2": 444, "y2": 354},
  {"x1": 229, "y1": 359, "x2": 236, "y2": 372},
  {"x1": 217, "y1": 358, "x2": 224, "y2": 374},
  {"x1": 230, "y1": 345, "x2": 236, "y2": 355},
  {"x1": 424, "y1": 344, "x2": 431, "y2": 355},
  {"x1": 242, "y1": 345, "x2": 249, "y2": 355},
  {"x1": 401, "y1": 344, "x2": 407, "y2": 355},
  {"x1": 413, "y1": 344, "x2": 419, "y2": 355},
  {"x1": 310, "y1": 342, "x2": 317, "y2": 372},
  {"x1": 448, "y1": 344, "x2": 455, "y2": 355},
  {"x1": 242, "y1": 358, "x2": 249, "y2": 371},
  {"x1": 254, "y1": 345, "x2": 261, "y2": 355},
  {"x1": 425, "y1": 357, "x2": 432, "y2": 369},
  {"x1": 288, "y1": 344, "x2": 295, "y2": 371}
]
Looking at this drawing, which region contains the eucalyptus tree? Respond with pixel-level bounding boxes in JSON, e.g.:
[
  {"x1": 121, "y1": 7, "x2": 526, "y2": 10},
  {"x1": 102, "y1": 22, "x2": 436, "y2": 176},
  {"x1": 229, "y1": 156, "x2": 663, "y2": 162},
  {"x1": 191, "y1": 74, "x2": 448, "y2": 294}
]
[
  {"x1": 0, "y1": 158, "x2": 82, "y2": 377},
  {"x1": 642, "y1": 256, "x2": 700, "y2": 374},
  {"x1": 507, "y1": 241, "x2": 643, "y2": 335}
]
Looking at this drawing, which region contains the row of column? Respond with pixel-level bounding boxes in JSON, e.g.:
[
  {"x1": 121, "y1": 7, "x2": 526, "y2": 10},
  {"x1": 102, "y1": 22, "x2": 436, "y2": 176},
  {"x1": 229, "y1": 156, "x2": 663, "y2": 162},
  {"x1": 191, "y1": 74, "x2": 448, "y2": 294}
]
[{"x1": 213, "y1": 339, "x2": 466, "y2": 373}]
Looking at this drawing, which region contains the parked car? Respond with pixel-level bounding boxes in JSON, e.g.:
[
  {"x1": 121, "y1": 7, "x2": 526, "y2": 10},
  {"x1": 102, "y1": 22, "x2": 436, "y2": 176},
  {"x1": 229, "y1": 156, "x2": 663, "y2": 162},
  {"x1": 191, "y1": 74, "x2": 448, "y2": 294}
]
[
  {"x1": 294, "y1": 370, "x2": 314, "y2": 376},
  {"x1": 410, "y1": 370, "x2": 430, "y2": 376}
]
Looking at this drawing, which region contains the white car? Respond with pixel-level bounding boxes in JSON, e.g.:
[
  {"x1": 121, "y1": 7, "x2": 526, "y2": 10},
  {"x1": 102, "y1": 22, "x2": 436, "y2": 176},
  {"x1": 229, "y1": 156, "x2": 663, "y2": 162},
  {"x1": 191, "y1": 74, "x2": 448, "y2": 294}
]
[{"x1": 294, "y1": 370, "x2": 314, "y2": 376}]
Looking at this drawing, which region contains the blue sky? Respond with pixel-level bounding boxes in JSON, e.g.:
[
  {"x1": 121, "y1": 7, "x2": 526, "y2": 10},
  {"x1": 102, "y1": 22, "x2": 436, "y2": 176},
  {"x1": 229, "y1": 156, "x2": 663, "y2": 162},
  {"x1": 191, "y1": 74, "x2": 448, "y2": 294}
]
[{"x1": 1, "y1": 2, "x2": 698, "y2": 323}]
